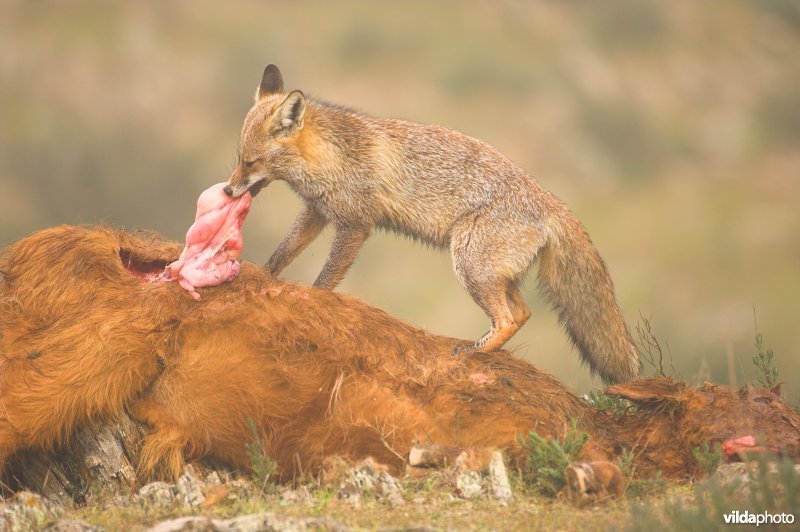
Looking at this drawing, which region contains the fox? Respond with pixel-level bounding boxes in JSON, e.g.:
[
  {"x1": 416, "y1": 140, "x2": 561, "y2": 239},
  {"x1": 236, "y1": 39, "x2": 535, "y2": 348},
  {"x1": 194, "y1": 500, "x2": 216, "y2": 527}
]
[{"x1": 224, "y1": 64, "x2": 641, "y2": 384}]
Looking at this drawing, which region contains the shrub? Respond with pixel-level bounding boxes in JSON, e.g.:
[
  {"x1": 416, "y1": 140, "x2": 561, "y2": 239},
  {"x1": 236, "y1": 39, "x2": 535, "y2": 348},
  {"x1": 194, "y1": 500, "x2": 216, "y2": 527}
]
[{"x1": 520, "y1": 419, "x2": 589, "y2": 496}]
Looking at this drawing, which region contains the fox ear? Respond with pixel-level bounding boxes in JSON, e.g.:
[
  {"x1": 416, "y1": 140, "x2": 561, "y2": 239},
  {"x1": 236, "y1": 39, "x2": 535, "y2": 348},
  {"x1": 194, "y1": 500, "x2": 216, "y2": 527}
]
[
  {"x1": 256, "y1": 64, "x2": 284, "y2": 101},
  {"x1": 267, "y1": 90, "x2": 306, "y2": 136}
]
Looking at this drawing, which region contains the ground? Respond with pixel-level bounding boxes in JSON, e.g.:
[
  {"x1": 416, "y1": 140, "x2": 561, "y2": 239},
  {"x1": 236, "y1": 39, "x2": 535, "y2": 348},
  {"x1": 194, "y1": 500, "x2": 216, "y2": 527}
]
[{"x1": 5, "y1": 459, "x2": 798, "y2": 531}]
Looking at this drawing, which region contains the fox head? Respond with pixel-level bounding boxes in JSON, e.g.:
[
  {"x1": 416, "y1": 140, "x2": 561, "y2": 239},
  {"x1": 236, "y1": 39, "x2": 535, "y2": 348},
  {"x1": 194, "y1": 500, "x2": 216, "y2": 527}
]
[{"x1": 224, "y1": 64, "x2": 307, "y2": 198}]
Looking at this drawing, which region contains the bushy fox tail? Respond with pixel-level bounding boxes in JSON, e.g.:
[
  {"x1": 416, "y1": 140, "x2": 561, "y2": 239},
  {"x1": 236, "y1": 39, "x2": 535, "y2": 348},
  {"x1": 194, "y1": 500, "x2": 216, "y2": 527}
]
[{"x1": 537, "y1": 215, "x2": 641, "y2": 384}]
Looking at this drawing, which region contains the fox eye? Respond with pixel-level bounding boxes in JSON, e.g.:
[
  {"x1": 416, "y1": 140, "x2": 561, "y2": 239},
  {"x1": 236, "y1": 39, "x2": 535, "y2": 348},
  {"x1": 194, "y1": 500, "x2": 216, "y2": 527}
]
[{"x1": 243, "y1": 160, "x2": 256, "y2": 169}]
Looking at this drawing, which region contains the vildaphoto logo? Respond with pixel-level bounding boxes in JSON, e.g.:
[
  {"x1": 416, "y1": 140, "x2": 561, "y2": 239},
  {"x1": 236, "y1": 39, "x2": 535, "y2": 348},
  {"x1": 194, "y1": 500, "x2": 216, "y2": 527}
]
[{"x1": 723, "y1": 510, "x2": 795, "y2": 526}]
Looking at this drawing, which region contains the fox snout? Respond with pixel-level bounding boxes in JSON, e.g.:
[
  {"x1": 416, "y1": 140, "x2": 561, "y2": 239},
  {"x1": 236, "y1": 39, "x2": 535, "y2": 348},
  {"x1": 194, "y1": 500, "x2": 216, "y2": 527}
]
[
  {"x1": 223, "y1": 181, "x2": 251, "y2": 198},
  {"x1": 225, "y1": 178, "x2": 267, "y2": 198},
  {"x1": 226, "y1": 165, "x2": 268, "y2": 198}
]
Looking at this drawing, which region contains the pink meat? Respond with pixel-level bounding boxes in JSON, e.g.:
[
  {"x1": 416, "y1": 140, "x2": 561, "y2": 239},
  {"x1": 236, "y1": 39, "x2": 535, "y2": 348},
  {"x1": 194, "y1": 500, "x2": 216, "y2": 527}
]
[{"x1": 159, "y1": 183, "x2": 252, "y2": 300}]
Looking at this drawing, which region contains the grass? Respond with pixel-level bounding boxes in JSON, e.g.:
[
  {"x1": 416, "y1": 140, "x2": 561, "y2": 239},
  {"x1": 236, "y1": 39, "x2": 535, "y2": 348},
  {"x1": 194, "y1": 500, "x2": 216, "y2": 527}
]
[
  {"x1": 752, "y1": 313, "x2": 779, "y2": 388},
  {"x1": 15, "y1": 430, "x2": 797, "y2": 531},
  {"x1": 51, "y1": 462, "x2": 798, "y2": 531},
  {"x1": 54, "y1": 478, "x2": 653, "y2": 531},
  {"x1": 614, "y1": 447, "x2": 668, "y2": 499},
  {"x1": 627, "y1": 456, "x2": 800, "y2": 531}
]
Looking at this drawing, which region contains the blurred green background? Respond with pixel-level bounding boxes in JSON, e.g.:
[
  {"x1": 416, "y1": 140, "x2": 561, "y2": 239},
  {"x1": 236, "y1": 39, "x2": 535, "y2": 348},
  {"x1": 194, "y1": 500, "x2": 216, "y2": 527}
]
[{"x1": 1, "y1": 0, "x2": 798, "y2": 401}]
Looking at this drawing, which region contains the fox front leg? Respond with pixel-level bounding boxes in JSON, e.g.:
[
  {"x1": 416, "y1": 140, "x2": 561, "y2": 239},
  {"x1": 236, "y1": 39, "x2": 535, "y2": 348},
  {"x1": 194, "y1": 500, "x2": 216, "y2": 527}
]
[
  {"x1": 314, "y1": 225, "x2": 370, "y2": 289},
  {"x1": 266, "y1": 205, "x2": 327, "y2": 277}
]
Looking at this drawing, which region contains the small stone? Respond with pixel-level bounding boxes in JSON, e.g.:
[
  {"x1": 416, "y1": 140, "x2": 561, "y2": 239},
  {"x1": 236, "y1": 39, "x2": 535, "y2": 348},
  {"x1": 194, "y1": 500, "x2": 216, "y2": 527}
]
[
  {"x1": 221, "y1": 513, "x2": 347, "y2": 532},
  {"x1": 487, "y1": 451, "x2": 513, "y2": 502},
  {"x1": 145, "y1": 515, "x2": 218, "y2": 532},
  {"x1": 42, "y1": 519, "x2": 101, "y2": 531},
  {"x1": 137, "y1": 482, "x2": 177, "y2": 506},
  {"x1": 356, "y1": 460, "x2": 404, "y2": 507},
  {"x1": 322, "y1": 457, "x2": 405, "y2": 507},
  {"x1": 709, "y1": 461, "x2": 800, "y2": 500},
  {"x1": 279, "y1": 487, "x2": 312, "y2": 507},
  {"x1": 176, "y1": 466, "x2": 206, "y2": 509},
  {"x1": 454, "y1": 470, "x2": 483, "y2": 499},
  {"x1": 205, "y1": 471, "x2": 222, "y2": 486},
  {"x1": 0, "y1": 491, "x2": 59, "y2": 532}
]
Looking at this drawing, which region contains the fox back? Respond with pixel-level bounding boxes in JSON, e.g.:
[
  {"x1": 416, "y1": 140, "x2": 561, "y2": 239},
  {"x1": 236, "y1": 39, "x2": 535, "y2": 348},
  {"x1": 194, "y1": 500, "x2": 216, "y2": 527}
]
[{"x1": 229, "y1": 86, "x2": 562, "y2": 248}]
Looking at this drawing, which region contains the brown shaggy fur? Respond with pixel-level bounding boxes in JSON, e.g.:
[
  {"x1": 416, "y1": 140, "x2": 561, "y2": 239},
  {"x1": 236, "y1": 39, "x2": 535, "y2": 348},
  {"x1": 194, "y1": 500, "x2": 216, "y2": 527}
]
[
  {"x1": 1, "y1": 226, "x2": 798, "y2": 483},
  {"x1": 600, "y1": 378, "x2": 800, "y2": 479},
  {"x1": 0, "y1": 226, "x2": 586, "y2": 480}
]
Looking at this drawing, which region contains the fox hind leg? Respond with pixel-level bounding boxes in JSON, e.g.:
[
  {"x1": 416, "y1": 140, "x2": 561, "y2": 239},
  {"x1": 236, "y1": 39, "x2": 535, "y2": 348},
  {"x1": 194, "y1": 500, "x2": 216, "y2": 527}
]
[
  {"x1": 452, "y1": 275, "x2": 533, "y2": 354},
  {"x1": 464, "y1": 280, "x2": 521, "y2": 353},
  {"x1": 450, "y1": 214, "x2": 539, "y2": 355},
  {"x1": 506, "y1": 284, "x2": 531, "y2": 328},
  {"x1": 450, "y1": 254, "x2": 522, "y2": 355}
]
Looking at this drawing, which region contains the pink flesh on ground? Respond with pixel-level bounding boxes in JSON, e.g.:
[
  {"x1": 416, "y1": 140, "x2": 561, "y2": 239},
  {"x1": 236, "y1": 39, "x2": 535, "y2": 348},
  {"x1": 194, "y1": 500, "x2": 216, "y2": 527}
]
[
  {"x1": 153, "y1": 183, "x2": 252, "y2": 300},
  {"x1": 721, "y1": 435, "x2": 774, "y2": 462}
]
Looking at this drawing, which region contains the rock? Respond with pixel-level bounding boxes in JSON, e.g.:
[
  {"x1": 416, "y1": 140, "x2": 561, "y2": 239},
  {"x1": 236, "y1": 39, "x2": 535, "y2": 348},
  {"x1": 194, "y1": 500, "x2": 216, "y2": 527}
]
[
  {"x1": 205, "y1": 471, "x2": 223, "y2": 486},
  {"x1": 279, "y1": 486, "x2": 312, "y2": 507},
  {"x1": 137, "y1": 467, "x2": 233, "y2": 510},
  {"x1": 146, "y1": 515, "x2": 218, "y2": 532},
  {"x1": 146, "y1": 513, "x2": 346, "y2": 532},
  {"x1": 0, "y1": 491, "x2": 60, "y2": 532},
  {"x1": 176, "y1": 465, "x2": 206, "y2": 509},
  {"x1": 222, "y1": 513, "x2": 345, "y2": 531},
  {"x1": 710, "y1": 462, "x2": 756, "y2": 491},
  {"x1": 138, "y1": 481, "x2": 178, "y2": 507},
  {"x1": 487, "y1": 451, "x2": 514, "y2": 503},
  {"x1": 453, "y1": 449, "x2": 514, "y2": 502},
  {"x1": 352, "y1": 460, "x2": 405, "y2": 507},
  {"x1": 338, "y1": 486, "x2": 362, "y2": 508},
  {"x1": 136, "y1": 466, "x2": 223, "y2": 510},
  {"x1": 321, "y1": 457, "x2": 405, "y2": 507},
  {"x1": 710, "y1": 460, "x2": 800, "y2": 499},
  {"x1": 454, "y1": 470, "x2": 483, "y2": 499},
  {"x1": 42, "y1": 519, "x2": 101, "y2": 531}
]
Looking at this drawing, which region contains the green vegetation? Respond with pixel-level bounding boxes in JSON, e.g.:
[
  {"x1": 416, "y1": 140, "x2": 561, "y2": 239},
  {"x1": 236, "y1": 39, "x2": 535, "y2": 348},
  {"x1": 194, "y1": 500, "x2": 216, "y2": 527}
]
[
  {"x1": 520, "y1": 419, "x2": 589, "y2": 496},
  {"x1": 627, "y1": 472, "x2": 669, "y2": 500},
  {"x1": 628, "y1": 456, "x2": 800, "y2": 532},
  {"x1": 692, "y1": 441, "x2": 723, "y2": 478},
  {"x1": 615, "y1": 447, "x2": 668, "y2": 498},
  {"x1": 752, "y1": 316, "x2": 779, "y2": 388},
  {"x1": 585, "y1": 389, "x2": 635, "y2": 414},
  {"x1": 244, "y1": 418, "x2": 277, "y2": 493}
]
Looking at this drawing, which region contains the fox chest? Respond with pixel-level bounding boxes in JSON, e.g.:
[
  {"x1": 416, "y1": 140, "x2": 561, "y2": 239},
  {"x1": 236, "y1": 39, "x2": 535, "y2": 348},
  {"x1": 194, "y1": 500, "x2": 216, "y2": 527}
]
[{"x1": 288, "y1": 176, "x2": 375, "y2": 224}]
